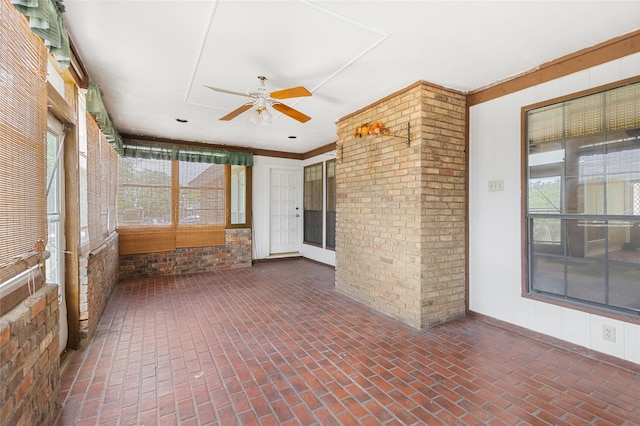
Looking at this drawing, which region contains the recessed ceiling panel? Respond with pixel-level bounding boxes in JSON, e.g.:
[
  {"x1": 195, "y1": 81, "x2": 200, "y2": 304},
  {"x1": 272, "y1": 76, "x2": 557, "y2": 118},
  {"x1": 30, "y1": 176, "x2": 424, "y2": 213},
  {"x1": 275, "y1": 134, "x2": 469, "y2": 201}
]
[{"x1": 187, "y1": 0, "x2": 388, "y2": 116}]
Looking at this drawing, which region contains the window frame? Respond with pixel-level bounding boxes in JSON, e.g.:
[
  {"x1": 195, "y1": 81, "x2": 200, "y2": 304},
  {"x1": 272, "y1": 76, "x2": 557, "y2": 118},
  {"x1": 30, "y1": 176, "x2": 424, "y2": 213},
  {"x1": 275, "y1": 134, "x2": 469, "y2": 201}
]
[
  {"x1": 303, "y1": 162, "x2": 324, "y2": 247},
  {"x1": 326, "y1": 159, "x2": 336, "y2": 251},
  {"x1": 522, "y1": 76, "x2": 640, "y2": 323},
  {"x1": 227, "y1": 165, "x2": 252, "y2": 229},
  {"x1": 116, "y1": 158, "x2": 252, "y2": 254}
]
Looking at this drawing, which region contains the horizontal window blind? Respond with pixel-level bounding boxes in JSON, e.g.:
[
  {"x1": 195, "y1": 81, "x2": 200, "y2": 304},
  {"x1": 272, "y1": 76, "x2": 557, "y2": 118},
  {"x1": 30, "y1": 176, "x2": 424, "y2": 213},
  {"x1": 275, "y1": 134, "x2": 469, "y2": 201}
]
[
  {"x1": 178, "y1": 161, "x2": 225, "y2": 225},
  {"x1": 116, "y1": 157, "x2": 172, "y2": 227},
  {"x1": 87, "y1": 113, "x2": 119, "y2": 250},
  {"x1": 606, "y1": 83, "x2": 640, "y2": 131},
  {"x1": 528, "y1": 81, "x2": 640, "y2": 144},
  {"x1": 0, "y1": 0, "x2": 48, "y2": 283}
]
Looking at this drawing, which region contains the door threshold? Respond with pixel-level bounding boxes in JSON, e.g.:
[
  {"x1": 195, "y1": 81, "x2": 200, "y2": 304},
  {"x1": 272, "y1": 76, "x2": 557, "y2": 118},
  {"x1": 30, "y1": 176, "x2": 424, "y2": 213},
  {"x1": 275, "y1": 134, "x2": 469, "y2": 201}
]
[{"x1": 253, "y1": 254, "x2": 303, "y2": 264}]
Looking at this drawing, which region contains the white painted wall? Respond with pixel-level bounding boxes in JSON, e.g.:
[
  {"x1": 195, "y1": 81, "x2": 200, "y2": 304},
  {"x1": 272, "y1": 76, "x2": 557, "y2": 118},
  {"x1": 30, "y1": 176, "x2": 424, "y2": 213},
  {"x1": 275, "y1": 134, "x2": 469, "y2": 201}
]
[
  {"x1": 468, "y1": 53, "x2": 640, "y2": 365},
  {"x1": 252, "y1": 154, "x2": 336, "y2": 266}
]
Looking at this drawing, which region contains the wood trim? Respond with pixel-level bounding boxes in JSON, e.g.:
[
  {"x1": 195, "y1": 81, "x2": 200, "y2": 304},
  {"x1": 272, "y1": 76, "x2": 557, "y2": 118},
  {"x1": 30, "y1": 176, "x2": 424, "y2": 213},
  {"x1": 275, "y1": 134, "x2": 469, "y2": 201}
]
[
  {"x1": 225, "y1": 165, "x2": 231, "y2": 225},
  {"x1": 117, "y1": 228, "x2": 176, "y2": 255},
  {"x1": 339, "y1": 80, "x2": 464, "y2": 123},
  {"x1": 339, "y1": 81, "x2": 422, "y2": 122},
  {"x1": 176, "y1": 227, "x2": 225, "y2": 248},
  {"x1": 171, "y1": 161, "x2": 179, "y2": 226},
  {"x1": 226, "y1": 166, "x2": 253, "y2": 229},
  {"x1": 47, "y1": 81, "x2": 75, "y2": 124},
  {"x1": 63, "y1": 100, "x2": 81, "y2": 349},
  {"x1": 118, "y1": 226, "x2": 228, "y2": 254},
  {"x1": 520, "y1": 107, "x2": 529, "y2": 300},
  {"x1": 467, "y1": 29, "x2": 640, "y2": 107},
  {"x1": 464, "y1": 94, "x2": 470, "y2": 314},
  {"x1": 68, "y1": 38, "x2": 89, "y2": 89},
  {"x1": 522, "y1": 75, "x2": 640, "y2": 113},
  {"x1": 302, "y1": 142, "x2": 336, "y2": 160},
  {"x1": 252, "y1": 149, "x2": 303, "y2": 159}
]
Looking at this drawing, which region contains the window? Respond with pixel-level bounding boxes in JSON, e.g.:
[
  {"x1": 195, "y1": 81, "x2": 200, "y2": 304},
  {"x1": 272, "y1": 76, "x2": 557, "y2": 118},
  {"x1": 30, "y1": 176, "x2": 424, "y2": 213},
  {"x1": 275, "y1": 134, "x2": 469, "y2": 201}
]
[
  {"x1": 179, "y1": 161, "x2": 225, "y2": 225},
  {"x1": 0, "y1": 5, "x2": 47, "y2": 291},
  {"x1": 230, "y1": 165, "x2": 247, "y2": 225},
  {"x1": 115, "y1": 155, "x2": 251, "y2": 254},
  {"x1": 46, "y1": 118, "x2": 64, "y2": 287},
  {"x1": 117, "y1": 157, "x2": 172, "y2": 226},
  {"x1": 525, "y1": 80, "x2": 640, "y2": 317},
  {"x1": 304, "y1": 163, "x2": 323, "y2": 246},
  {"x1": 303, "y1": 160, "x2": 336, "y2": 250},
  {"x1": 326, "y1": 160, "x2": 336, "y2": 250},
  {"x1": 78, "y1": 94, "x2": 89, "y2": 250}
]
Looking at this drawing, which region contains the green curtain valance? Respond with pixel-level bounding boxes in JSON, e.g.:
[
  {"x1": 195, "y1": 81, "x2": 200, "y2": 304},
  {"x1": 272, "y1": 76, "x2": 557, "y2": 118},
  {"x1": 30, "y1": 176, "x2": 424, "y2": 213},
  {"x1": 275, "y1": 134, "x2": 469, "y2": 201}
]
[
  {"x1": 87, "y1": 82, "x2": 252, "y2": 166},
  {"x1": 11, "y1": 0, "x2": 70, "y2": 68},
  {"x1": 86, "y1": 82, "x2": 125, "y2": 154},
  {"x1": 121, "y1": 142, "x2": 253, "y2": 166}
]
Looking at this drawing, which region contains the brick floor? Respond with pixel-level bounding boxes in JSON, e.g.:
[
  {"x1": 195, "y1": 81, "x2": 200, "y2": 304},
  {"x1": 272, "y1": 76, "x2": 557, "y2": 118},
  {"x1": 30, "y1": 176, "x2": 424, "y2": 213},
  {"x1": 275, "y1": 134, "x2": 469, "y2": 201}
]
[{"x1": 57, "y1": 259, "x2": 640, "y2": 425}]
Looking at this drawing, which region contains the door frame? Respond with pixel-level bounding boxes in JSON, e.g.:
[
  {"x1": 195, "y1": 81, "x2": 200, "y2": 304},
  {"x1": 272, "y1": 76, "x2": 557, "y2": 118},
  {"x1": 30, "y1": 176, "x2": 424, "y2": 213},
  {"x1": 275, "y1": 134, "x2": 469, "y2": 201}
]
[
  {"x1": 46, "y1": 113, "x2": 68, "y2": 353},
  {"x1": 269, "y1": 167, "x2": 303, "y2": 256}
]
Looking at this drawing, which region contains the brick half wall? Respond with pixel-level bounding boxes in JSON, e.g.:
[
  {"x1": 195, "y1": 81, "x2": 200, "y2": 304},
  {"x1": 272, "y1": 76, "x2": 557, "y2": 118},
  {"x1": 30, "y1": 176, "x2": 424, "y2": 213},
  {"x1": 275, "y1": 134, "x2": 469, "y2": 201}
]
[
  {"x1": 119, "y1": 229, "x2": 252, "y2": 279},
  {"x1": 0, "y1": 283, "x2": 60, "y2": 425},
  {"x1": 79, "y1": 233, "x2": 119, "y2": 347}
]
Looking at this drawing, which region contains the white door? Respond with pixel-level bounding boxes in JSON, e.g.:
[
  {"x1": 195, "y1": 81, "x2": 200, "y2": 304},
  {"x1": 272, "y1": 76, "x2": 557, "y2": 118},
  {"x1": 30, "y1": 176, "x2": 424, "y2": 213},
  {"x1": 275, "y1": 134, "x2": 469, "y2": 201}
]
[
  {"x1": 270, "y1": 168, "x2": 301, "y2": 254},
  {"x1": 46, "y1": 114, "x2": 67, "y2": 353}
]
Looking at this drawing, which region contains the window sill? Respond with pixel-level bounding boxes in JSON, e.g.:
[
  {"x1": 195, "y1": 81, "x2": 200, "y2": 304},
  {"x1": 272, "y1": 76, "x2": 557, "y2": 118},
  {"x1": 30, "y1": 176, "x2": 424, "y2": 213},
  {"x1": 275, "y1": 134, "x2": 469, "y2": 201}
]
[
  {"x1": 0, "y1": 266, "x2": 45, "y2": 316},
  {"x1": 523, "y1": 291, "x2": 640, "y2": 326}
]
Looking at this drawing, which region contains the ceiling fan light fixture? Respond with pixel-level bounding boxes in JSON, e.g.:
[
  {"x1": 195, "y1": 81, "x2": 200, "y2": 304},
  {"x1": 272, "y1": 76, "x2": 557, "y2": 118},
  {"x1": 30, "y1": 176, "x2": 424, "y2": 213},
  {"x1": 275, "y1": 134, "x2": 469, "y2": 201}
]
[
  {"x1": 249, "y1": 99, "x2": 272, "y2": 125},
  {"x1": 207, "y1": 75, "x2": 311, "y2": 124}
]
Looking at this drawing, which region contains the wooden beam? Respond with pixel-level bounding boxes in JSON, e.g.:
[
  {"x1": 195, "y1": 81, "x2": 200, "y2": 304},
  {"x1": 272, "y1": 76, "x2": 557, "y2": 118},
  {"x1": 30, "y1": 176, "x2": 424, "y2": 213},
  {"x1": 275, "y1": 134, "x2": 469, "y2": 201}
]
[{"x1": 467, "y1": 29, "x2": 640, "y2": 107}]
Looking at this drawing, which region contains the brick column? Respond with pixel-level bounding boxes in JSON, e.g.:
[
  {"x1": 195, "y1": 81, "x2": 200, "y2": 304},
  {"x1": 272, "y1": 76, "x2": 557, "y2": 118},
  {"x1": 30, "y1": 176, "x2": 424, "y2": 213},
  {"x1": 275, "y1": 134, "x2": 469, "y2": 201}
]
[{"x1": 335, "y1": 81, "x2": 466, "y2": 329}]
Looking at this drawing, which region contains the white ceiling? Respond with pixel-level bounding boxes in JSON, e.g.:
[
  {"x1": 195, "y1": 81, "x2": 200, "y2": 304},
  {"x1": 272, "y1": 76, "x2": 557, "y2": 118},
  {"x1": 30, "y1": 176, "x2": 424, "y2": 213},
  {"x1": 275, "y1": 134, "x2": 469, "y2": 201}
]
[{"x1": 62, "y1": 1, "x2": 640, "y2": 154}]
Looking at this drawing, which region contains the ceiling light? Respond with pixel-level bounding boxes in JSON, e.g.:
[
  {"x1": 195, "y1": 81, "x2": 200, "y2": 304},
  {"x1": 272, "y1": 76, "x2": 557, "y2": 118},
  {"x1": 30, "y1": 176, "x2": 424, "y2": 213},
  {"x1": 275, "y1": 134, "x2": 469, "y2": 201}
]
[{"x1": 249, "y1": 98, "x2": 272, "y2": 125}]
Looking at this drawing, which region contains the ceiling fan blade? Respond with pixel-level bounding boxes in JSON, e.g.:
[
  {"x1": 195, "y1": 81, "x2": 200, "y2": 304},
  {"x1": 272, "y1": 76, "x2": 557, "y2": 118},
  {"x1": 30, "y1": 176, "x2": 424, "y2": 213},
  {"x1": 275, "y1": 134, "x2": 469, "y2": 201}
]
[
  {"x1": 220, "y1": 103, "x2": 253, "y2": 121},
  {"x1": 272, "y1": 103, "x2": 311, "y2": 123},
  {"x1": 205, "y1": 85, "x2": 250, "y2": 98},
  {"x1": 269, "y1": 86, "x2": 312, "y2": 100}
]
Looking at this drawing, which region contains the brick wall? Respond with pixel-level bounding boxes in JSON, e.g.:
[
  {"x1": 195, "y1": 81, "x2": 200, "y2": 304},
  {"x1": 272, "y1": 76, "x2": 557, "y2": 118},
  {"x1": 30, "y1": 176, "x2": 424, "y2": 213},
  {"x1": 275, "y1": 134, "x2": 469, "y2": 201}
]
[
  {"x1": 0, "y1": 283, "x2": 60, "y2": 425},
  {"x1": 418, "y1": 84, "x2": 467, "y2": 326},
  {"x1": 119, "y1": 229, "x2": 252, "y2": 279},
  {"x1": 79, "y1": 233, "x2": 119, "y2": 347},
  {"x1": 335, "y1": 81, "x2": 466, "y2": 329}
]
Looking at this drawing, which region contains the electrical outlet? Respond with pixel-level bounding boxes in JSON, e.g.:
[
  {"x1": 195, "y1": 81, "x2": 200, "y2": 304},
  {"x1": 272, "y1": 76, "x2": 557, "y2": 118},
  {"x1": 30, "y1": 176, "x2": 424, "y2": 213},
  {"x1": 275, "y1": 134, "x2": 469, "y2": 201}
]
[
  {"x1": 602, "y1": 324, "x2": 616, "y2": 342},
  {"x1": 488, "y1": 179, "x2": 504, "y2": 192}
]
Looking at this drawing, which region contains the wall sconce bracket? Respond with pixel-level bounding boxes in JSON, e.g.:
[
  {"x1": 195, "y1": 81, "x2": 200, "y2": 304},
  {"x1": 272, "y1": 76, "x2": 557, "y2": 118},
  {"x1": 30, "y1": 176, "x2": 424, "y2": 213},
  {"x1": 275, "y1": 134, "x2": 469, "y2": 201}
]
[{"x1": 394, "y1": 122, "x2": 411, "y2": 147}]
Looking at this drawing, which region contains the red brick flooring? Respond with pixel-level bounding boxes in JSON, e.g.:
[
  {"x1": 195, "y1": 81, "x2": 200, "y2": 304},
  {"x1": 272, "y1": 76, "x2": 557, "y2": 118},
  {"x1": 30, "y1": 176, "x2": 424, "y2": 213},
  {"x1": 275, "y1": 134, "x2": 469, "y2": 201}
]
[{"x1": 57, "y1": 259, "x2": 640, "y2": 425}]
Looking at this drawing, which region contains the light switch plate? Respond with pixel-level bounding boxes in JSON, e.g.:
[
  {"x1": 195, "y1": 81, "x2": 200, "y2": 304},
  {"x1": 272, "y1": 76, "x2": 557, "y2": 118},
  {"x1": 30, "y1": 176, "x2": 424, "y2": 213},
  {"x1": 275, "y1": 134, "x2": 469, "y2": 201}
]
[{"x1": 488, "y1": 179, "x2": 504, "y2": 192}]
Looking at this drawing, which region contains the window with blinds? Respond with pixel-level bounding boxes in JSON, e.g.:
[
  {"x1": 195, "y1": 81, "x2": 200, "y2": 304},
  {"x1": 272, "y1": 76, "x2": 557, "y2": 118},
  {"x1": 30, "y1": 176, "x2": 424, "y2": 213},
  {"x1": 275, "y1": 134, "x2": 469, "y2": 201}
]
[
  {"x1": 304, "y1": 163, "x2": 323, "y2": 246},
  {"x1": 116, "y1": 156, "x2": 172, "y2": 227},
  {"x1": 116, "y1": 158, "x2": 248, "y2": 254},
  {"x1": 178, "y1": 161, "x2": 225, "y2": 226},
  {"x1": 0, "y1": 0, "x2": 48, "y2": 284},
  {"x1": 326, "y1": 160, "x2": 336, "y2": 250},
  {"x1": 526, "y1": 80, "x2": 640, "y2": 317},
  {"x1": 86, "y1": 113, "x2": 118, "y2": 250},
  {"x1": 78, "y1": 94, "x2": 90, "y2": 250}
]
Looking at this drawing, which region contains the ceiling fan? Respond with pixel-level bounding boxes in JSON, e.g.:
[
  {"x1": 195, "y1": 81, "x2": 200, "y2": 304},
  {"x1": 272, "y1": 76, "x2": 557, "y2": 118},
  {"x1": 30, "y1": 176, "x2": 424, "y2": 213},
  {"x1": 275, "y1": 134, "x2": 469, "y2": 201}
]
[{"x1": 206, "y1": 76, "x2": 312, "y2": 124}]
